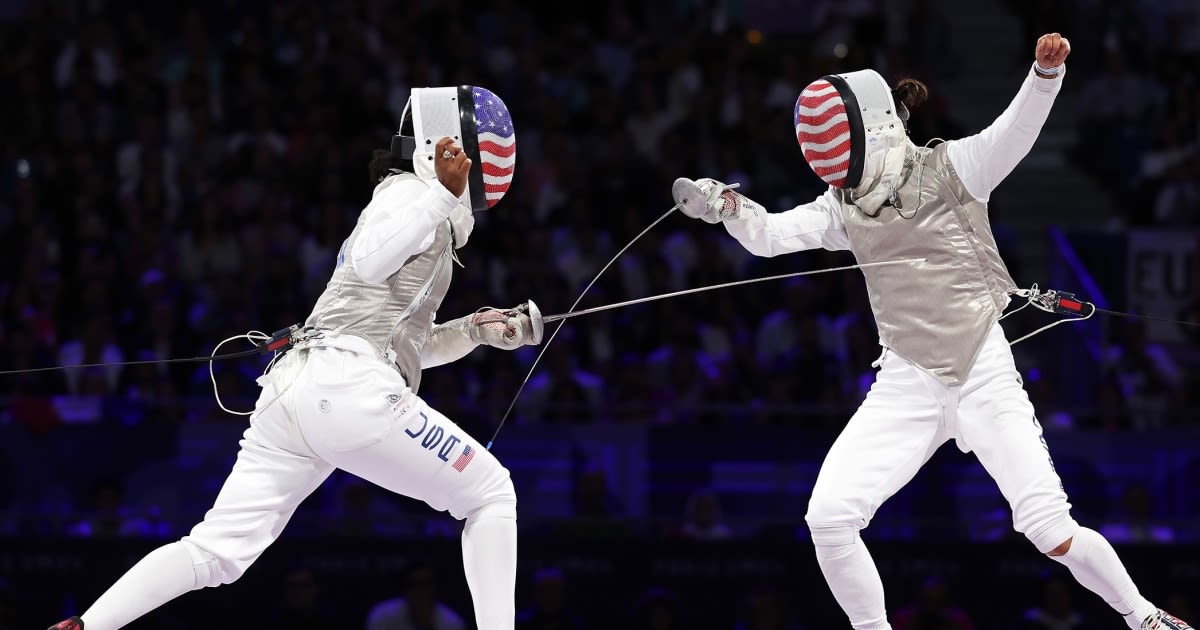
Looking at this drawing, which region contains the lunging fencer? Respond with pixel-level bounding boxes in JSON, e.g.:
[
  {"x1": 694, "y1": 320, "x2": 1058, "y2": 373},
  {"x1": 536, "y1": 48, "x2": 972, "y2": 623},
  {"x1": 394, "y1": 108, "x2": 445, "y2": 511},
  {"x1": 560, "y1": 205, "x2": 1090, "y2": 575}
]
[
  {"x1": 50, "y1": 86, "x2": 538, "y2": 630},
  {"x1": 672, "y1": 34, "x2": 1190, "y2": 630}
]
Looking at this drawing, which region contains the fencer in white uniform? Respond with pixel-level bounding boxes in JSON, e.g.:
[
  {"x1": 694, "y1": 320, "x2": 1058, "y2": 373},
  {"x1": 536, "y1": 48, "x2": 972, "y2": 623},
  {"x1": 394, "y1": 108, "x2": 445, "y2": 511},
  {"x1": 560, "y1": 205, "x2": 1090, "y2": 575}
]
[
  {"x1": 50, "y1": 86, "x2": 536, "y2": 630},
  {"x1": 672, "y1": 34, "x2": 1190, "y2": 630}
]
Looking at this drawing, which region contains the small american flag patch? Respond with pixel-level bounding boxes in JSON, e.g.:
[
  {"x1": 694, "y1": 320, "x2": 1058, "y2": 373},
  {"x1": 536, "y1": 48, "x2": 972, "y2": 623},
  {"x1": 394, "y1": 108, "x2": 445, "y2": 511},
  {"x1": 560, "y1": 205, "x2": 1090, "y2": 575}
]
[{"x1": 452, "y1": 445, "x2": 475, "y2": 472}]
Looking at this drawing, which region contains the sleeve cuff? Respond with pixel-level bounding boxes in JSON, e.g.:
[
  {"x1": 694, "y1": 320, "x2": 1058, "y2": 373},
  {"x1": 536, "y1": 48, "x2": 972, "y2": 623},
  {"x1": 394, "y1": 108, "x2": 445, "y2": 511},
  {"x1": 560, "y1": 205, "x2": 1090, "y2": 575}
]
[
  {"x1": 1031, "y1": 62, "x2": 1064, "y2": 93},
  {"x1": 428, "y1": 181, "x2": 463, "y2": 218}
]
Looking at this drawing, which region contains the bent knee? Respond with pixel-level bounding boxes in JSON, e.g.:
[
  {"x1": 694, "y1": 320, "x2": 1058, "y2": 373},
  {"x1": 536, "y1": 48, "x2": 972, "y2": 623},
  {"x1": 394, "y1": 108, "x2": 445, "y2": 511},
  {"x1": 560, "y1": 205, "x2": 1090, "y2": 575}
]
[
  {"x1": 807, "y1": 522, "x2": 860, "y2": 549},
  {"x1": 463, "y1": 475, "x2": 516, "y2": 522},
  {"x1": 482, "y1": 469, "x2": 516, "y2": 505},
  {"x1": 1046, "y1": 537, "x2": 1073, "y2": 557},
  {"x1": 488, "y1": 475, "x2": 517, "y2": 510},
  {"x1": 1020, "y1": 512, "x2": 1079, "y2": 554},
  {"x1": 806, "y1": 503, "x2": 866, "y2": 548},
  {"x1": 180, "y1": 539, "x2": 244, "y2": 588},
  {"x1": 806, "y1": 495, "x2": 866, "y2": 536}
]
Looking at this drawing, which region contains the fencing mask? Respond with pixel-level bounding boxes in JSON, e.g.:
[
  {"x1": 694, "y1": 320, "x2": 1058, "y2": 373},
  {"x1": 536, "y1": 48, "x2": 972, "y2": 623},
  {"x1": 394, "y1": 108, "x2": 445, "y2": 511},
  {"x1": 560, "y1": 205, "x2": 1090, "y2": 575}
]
[
  {"x1": 391, "y1": 85, "x2": 517, "y2": 213},
  {"x1": 794, "y1": 69, "x2": 909, "y2": 190}
]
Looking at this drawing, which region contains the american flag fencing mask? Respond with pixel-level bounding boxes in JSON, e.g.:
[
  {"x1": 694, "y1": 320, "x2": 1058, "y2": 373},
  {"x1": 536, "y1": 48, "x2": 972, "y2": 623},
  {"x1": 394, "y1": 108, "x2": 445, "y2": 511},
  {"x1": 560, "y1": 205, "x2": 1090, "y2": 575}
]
[
  {"x1": 794, "y1": 69, "x2": 904, "y2": 190},
  {"x1": 404, "y1": 85, "x2": 516, "y2": 213}
]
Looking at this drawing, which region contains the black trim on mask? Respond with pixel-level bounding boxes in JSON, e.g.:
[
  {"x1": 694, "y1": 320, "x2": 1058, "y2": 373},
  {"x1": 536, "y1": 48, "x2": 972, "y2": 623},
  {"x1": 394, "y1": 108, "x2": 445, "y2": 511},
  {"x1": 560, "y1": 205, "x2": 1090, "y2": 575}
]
[
  {"x1": 390, "y1": 102, "x2": 418, "y2": 172},
  {"x1": 391, "y1": 134, "x2": 416, "y2": 160},
  {"x1": 458, "y1": 85, "x2": 487, "y2": 213},
  {"x1": 822, "y1": 74, "x2": 865, "y2": 189},
  {"x1": 381, "y1": 134, "x2": 414, "y2": 176}
]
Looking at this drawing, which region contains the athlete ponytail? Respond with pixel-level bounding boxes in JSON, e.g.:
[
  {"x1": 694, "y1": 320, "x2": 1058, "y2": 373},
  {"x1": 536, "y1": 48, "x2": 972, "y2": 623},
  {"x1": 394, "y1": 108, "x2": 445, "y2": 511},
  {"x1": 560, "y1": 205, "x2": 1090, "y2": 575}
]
[{"x1": 892, "y1": 78, "x2": 929, "y2": 111}]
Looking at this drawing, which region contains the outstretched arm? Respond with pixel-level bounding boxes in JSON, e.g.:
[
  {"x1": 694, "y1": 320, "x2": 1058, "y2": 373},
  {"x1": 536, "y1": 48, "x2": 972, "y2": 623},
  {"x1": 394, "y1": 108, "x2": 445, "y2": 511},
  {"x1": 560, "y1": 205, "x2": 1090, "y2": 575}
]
[
  {"x1": 723, "y1": 188, "x2": 852, "y2": 256},
  {"x1": 420, "y1": 302, "x2": 543, "y2": 369},
  {"x1": 672, "y1": 177, "x2": 851, "y2": 257},
  {"x1": 946, "y1": 33, "x2": 1071, "y2": 203}
]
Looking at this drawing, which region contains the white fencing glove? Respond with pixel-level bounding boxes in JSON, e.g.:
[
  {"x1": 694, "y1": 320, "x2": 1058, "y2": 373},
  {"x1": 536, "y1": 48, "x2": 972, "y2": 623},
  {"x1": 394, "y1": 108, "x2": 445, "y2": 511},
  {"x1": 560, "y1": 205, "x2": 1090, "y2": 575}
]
[
  {"x1": 422, "y1": 301, "x2": 544, "y2": 368},
  {"x1": 672, "y1": 178, "x2": 745, "y2": 223},
  {"x1": 465, "y1": 300, "x2": 544, "y2": 350}
]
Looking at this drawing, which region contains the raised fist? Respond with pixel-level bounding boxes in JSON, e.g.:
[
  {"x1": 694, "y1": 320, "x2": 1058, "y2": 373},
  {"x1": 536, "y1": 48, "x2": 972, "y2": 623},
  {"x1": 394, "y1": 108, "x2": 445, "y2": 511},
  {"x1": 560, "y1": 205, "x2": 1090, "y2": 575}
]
[
  {"x1": 435, "y1": 136, "x2": 471, "y2": 198},
  {"x1": 1035, "y1": 33, "x2": 1071, "y2": 69}
]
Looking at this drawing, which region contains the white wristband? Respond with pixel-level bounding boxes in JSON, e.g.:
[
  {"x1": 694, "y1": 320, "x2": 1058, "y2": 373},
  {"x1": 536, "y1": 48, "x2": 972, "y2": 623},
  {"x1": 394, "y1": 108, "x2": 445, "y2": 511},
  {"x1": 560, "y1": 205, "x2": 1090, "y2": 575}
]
[{"x1": 1035, "y1": 63, "x2": 1062, "y2": 77}]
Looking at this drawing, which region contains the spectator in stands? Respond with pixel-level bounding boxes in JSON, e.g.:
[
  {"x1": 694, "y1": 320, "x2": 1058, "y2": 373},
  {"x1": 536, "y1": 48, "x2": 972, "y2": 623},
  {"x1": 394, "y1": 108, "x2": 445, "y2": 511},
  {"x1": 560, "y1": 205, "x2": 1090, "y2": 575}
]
[
  {"x1": 733, "y1": 582, "x2": 806, "y2": 630},
  {"x1": 326, "y1": 475, "x2": 414, "y2": 538},
  {"x1": 522, "y1": 333, "x2": 603, "y2": 424},
  {"x1": 365, "y1": 563, "x2": 466, "y2": 630},
  {"x1": 560, "y1": 465, "x2": 630, "y2": 539},
  {"x1": 1086, "y1": 377, "x2": 1131, "y2": 431},
  {"x1": 1074, "y1": 46, "x2": 1167, "y2": 203},
  {"x1": 1100, "y1": 483, "x2": 1176, "y2": 544},
  {"x1": 574, "y1": 466, "x2": 622, "y2": 520},
  {"x1": 57, "y1": 313, "x2": 124, "y2": 395},
  {"x1": 678, "y1": 487, "x2": 733, "y2": 540},
  {"x1": 1102, "y1": 320, "x2": 1184, "y2": 429},
  {"x1": 634, "y1": 587, "x2": 682, "y2": 630},
  {"x1": 0, "y1": 321, "x2": 65, "y2": 395},
  {"x1": 1018, "y1": 573, "x2": 1086, "y2": 629},
  {"x1": 892, "y1": 576, "x2": 977, "y2": 630},
  {"x1": 263, "y1": 565, "x2": 345, "y2": 630},
  {"x1": 65, "y1": 479, "x2": 158, "y2": 538},
  {"x1": 516, "y1": 567, "x2": 585, "y2": 630},
  {"x1": 1152, "y1": 152, "x2": 1200, "y2": 226}
]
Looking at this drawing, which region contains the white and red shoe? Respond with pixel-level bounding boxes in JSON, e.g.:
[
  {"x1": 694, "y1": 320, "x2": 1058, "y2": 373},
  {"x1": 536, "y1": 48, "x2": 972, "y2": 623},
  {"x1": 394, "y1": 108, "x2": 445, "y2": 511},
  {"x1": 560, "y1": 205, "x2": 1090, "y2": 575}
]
[{"x1": 1143, "y1": 610, "x2": 1193, "y2": 630}]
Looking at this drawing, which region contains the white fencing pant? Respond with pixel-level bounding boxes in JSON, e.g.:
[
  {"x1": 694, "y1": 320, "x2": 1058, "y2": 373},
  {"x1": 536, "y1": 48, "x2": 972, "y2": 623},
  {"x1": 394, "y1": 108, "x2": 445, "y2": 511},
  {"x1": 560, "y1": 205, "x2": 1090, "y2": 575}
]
[
  {"x1": 805, "y1": 322, "x2": 1078, "y2": 629},
  {"x1": 81, "y1": 343, "x2": 517, "y2": 630}
]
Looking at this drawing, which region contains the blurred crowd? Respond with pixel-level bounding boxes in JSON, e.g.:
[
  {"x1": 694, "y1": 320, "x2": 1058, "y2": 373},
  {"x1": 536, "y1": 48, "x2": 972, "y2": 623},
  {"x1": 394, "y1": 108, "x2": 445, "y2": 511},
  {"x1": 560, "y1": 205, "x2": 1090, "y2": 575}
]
[
  {"x1": 1, "y1": 0, "x2": 1199, "y2": 536},
  {"x1": 0, "y1": 0, "x2": 948, "y2": 435},
  {"x1": 2, "y1": 0, "x2": 1196, "y2": 438},
  {"x1": 1030, "y1": 0, "x2": 1200, "y2": 228},
  {"x1": 1, "y1": 2, "x2": 1198, "y2": 626}
]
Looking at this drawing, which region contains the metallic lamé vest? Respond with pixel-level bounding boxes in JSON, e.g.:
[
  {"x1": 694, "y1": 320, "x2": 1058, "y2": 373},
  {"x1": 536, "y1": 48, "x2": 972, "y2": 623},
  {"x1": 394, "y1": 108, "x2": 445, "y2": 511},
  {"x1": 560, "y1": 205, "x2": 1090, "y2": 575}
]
[
  {"x1": 839, "y1": 143, "x2": 1016, "y2": 386},
  {"x1": 304, "y1": 173, "x2": 454, "y2": 393}
]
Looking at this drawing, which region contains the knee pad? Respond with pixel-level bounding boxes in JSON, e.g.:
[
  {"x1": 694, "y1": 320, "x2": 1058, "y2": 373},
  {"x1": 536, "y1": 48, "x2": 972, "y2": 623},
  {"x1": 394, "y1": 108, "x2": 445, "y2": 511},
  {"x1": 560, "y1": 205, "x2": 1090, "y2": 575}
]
[
  {"x1": 805, "y1": 494, "x2": 866, "y2": 546},
  {"x1": 1024, "y1": 513, "x2": 1080, "y2": 554},
  {"x1": 808, "y1": 523, "x2": 860, "y2": 549},
  {"x1": 181, "y1": 539, "x2": 239, "y2": 588}
]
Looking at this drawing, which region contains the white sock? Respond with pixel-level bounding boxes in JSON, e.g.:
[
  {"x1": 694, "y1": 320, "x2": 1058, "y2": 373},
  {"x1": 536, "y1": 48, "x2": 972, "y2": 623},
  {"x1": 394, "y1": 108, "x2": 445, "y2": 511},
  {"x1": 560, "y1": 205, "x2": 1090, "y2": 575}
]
[
  {"x1": 1049, "y1": 527, "x2": 1157, "y2": 629},
  {"x1": 813, "y1": 532, "x2": 892, "y2": 630},
  {"x1": 80, "y1": 542, "x2": 198, "y2": 630},
  {"x1": 461, "y1": 503, "x2": 517, "y2": 630}
]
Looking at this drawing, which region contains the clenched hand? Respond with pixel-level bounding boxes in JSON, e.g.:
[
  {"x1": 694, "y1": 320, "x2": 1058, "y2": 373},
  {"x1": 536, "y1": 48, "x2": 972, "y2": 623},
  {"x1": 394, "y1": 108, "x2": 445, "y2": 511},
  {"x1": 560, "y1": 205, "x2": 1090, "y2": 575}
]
[
  {"x1": 435, "y1": 136, "x2": 472, "y2": 198},
  {"x1": 1035, "y1": 33, "x2": 1071, "y2": 69}
]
